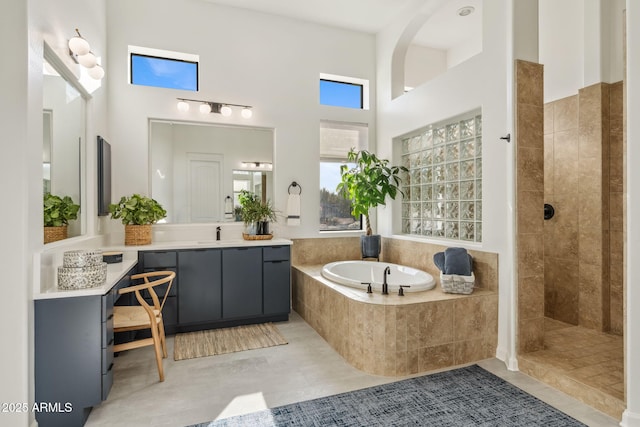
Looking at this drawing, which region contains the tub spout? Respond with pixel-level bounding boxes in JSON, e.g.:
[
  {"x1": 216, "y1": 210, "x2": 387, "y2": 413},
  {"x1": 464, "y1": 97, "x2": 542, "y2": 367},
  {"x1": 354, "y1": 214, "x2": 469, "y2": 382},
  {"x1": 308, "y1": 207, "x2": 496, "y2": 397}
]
[{"x1": 382, "y1": 266, "x2": 390, "y2": 295}]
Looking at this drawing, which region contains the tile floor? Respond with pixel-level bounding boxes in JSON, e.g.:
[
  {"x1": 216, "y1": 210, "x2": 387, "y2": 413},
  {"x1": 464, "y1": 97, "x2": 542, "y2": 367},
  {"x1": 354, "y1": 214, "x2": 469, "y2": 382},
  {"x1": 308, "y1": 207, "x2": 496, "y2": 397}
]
[
  {"x1": 519, "y1": 317, "x2": 625, "y2": 419},
  {"x1": 86, "y1": 312, "x2": 618, "y2": 427}
]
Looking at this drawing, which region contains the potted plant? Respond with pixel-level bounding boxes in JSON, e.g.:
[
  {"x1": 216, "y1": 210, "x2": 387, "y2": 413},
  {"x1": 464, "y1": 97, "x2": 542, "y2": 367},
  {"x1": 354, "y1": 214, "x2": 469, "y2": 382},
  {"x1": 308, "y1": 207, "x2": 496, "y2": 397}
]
[
  {"x1": 43, "y1": 193, "x2": 80, "y2": 243},
  {"x1": 109, "y1": 194, "x2": 167, "y2": 245},
  {"x1": 337, "y1": 149, "x2": 408, "y2": 259},
  {"x1": 238, "y1": 190, "x2": 277, "y2": 237}
]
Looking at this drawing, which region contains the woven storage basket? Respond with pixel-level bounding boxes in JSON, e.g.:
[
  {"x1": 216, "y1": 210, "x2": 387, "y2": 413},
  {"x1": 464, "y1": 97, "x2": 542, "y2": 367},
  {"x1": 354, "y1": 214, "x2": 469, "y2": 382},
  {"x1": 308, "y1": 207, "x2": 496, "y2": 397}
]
[
  {"x1": 44, "y1": 225, "x2": 67, "y2": 244},
  {"x1": 242, "y1": 233, "x2": 273, "y2": 241},
  {"x1": 440, "y1": 272, "x2": 475, "y2": 294},
  {"x1": 125, "y1": 224, "x2": 152, "y2": 245}
]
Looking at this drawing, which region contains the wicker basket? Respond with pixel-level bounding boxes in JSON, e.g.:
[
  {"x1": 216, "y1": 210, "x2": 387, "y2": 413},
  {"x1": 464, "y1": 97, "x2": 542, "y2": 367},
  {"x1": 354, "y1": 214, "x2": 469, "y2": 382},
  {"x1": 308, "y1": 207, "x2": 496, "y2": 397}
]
[
  {"x1": 125, "y1": 224, "x2": 152, "y2": 246},
  {"x1": 242, "y1": 233, "x2": 273, "y2": 241},
  {"x1": 44, "y1": 225, "x2": 67, "y2": 244},
  {"x1": 440, "y1": 272, "x2": 475, "y2": 294}
]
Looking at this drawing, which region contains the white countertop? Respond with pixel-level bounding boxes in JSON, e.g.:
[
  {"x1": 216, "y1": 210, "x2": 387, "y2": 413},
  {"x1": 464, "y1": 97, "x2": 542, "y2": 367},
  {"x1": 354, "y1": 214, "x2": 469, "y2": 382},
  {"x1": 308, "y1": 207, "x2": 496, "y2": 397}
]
[{"x1": 35, "y1": 238, "x2": 292, "y2": 300}]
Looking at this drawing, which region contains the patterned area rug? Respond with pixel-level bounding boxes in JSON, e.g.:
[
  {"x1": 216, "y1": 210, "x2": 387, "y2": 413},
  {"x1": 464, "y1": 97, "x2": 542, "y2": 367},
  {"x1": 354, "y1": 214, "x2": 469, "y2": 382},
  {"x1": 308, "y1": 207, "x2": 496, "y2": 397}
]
[
  {"x1": 174, "y1": 323, "x2": 287, "y2": 361},
  {"x1": 188, "y1": 365, "x2": 586, "y2": 426}
]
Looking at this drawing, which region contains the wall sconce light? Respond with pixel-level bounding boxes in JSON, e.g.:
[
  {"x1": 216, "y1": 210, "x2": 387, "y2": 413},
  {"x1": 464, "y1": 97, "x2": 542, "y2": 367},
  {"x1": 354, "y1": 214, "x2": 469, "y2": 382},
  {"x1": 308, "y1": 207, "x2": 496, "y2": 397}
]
[
  {"x1": 68, "y1": 28, "x2": 105, "y2": 80},
  {"x1": 175, "y1": 98, "x2": 253, "y2": 118},
  {"x1": 241, "y1": 161, "x2": 272, "y2": 171}
]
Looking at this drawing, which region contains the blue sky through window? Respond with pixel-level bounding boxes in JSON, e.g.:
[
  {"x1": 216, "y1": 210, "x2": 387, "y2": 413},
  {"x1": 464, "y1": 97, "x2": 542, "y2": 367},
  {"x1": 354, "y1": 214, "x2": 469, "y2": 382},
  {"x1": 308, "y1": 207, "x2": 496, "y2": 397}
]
[
  {"x1": 320, "y1": 80, "x2": 363, "y2": 109},
  {"x1": 131, "y1": 54, "x2": 198, "y2": 91}
]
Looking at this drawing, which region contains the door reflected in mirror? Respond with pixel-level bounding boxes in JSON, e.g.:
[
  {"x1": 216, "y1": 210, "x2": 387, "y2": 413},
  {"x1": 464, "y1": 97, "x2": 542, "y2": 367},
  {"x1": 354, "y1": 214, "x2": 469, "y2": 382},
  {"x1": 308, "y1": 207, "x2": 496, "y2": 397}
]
[
  {"x1": 43, "y1": 49, "x2": 86, "y2": 241},
  {"x1": 149, "y1": 120, "x2": 274, "y2": 224}
]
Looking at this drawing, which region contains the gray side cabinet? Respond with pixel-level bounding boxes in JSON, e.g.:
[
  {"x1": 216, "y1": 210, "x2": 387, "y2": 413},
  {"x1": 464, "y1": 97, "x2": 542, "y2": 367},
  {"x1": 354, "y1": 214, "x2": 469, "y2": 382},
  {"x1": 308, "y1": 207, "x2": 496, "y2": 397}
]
[{"x1": 34, "y1": 268, "x2": 133, "y2": 427}]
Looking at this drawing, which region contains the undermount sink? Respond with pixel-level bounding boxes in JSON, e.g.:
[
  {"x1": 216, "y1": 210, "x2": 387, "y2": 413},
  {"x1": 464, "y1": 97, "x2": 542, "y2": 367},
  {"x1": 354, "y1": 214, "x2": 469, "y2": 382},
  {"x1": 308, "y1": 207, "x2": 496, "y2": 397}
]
[{"x1": 196, "y1": 240, "x2": 221, "y2": 245}]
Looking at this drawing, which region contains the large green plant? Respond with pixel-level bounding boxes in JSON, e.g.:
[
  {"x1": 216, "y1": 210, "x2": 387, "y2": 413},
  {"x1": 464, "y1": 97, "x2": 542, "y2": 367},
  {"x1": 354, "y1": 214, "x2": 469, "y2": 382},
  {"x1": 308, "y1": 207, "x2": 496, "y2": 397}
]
[
  {"x1": 238, "y1": 190, "x2": 277, "y2": 225},
  {"x1": 109, "y1": 194, "x2": 167, "y2": 225},
  {"x1": 43, "y1": 193, "x2": 80, "y2": 227},
  {"x1": 336, "y1": 149, "x2": 408, "y2": 235}
]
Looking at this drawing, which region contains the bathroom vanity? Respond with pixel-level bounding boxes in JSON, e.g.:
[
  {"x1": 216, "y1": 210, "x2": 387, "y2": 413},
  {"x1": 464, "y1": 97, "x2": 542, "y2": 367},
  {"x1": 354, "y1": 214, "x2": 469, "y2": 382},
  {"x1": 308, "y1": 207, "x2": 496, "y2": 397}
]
[
  {"x1": 136, "y1": 240, "x2": 292, "y2": 333},
  {"x1": 34, "y1": 238, "x2": 291, "y2": 427}
]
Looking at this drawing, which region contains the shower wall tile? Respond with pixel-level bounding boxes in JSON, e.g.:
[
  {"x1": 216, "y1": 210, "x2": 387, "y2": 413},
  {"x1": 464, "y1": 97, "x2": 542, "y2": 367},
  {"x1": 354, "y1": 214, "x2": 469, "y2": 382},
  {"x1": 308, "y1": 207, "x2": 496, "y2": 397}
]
[
  {"x1": 546, "y1": 258, "x2": 579, "y2": 325},
  {"x1": 517, "y1": 190, "x2": 543, "y2": 234},
  {"x1": 516, "y1": 60, "x2": 545, "y2": 352},
  {"x1": 553, "y1": 95, "x2": 579, "y2": 132},
  {"x1": 516, "y1": 60, "x2": 543, "y2": 106},
  {"x1": 517, "y1": 147, "x2": 544, "y2": 192},
  {"x1": 519, "y1": 275, "x2": 544, "y2": 321},
  {"x1": 552, "y1": 129, "x2": 580, "y2": 194},
  {"x1": 544, "y1": 134, "x2": 554, "y2": 196},
  {"x1": 544, "y1": 103, "x2": 554, "y2": 135}
]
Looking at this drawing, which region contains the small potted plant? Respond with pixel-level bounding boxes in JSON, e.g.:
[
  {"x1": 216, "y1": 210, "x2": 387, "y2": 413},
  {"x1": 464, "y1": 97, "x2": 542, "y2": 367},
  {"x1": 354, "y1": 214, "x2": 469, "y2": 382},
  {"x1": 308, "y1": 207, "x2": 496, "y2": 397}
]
[
  {"x1": 43, "y1": 193, "x2": 80, "y2": 243},
  {"x1": 238, "y1": 190, "x2": 277, "y2": 238},
  {"x1": 109, "y1": 194, "x2": 166, "y2": 245},
  {"x1": 337, "y1": 149, "x2": 408, "y2": 259}
]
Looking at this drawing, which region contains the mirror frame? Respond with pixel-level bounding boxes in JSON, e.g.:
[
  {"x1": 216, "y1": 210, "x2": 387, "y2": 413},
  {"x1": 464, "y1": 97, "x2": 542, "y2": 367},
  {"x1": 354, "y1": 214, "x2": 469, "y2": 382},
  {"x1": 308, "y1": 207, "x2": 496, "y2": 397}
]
[{"x1": 43, "y1": 42, "x2": 90, "y2": 242}]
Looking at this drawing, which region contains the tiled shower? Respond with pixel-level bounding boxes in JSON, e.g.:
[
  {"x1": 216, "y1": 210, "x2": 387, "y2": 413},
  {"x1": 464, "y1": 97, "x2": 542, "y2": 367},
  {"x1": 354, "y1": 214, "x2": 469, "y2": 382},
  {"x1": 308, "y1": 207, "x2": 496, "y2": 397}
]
[{"x1": 515, "y1": 59, "x2": 626, "y2": 419}]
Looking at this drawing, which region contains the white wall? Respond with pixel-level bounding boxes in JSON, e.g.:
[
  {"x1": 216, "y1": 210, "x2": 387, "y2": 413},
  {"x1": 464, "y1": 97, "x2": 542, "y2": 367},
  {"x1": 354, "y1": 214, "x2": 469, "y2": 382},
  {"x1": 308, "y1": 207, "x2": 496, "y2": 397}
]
[
  {"x1": 0, "y1": 0, "x2": 109, "y2": 424},
  {"x1": 106, "y1": 0, "x2": 376, "y2": 239},
  {"x1": 404, "y1": 44, "x2": 447, "y2": 89},
  {"x1": 377, "y1": 0, "x2": 514, "y2": 364},
  {"x1": 540, "y1": 0, "x2": 626, "y2": 102}
]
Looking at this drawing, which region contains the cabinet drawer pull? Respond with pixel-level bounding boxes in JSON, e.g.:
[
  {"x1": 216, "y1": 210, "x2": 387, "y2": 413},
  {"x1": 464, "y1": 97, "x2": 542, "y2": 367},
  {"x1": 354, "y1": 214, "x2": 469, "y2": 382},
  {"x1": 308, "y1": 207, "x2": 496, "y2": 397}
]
[
  {"x1": 108, "y1": 337, "x2": 114, "y2": 346},
  {"x1": 107, "y1": 313, "x2": 114, "y2": 320},
  {"x1": 267, "y1": 260, "x2": 284, "y2": 264},
  {"x1": 107, "y1": 362, "x2": 114, "y2": 372}
]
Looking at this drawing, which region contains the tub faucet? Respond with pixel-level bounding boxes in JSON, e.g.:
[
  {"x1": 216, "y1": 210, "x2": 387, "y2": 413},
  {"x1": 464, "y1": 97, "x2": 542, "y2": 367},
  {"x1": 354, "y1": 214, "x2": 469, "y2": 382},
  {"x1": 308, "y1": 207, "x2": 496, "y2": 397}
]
[
  {"x1": 382, "y1": 266, "x2": 391, "y2": 295},
  {"x1": 216, "y1": 226, "x2": 221, "y2": 241}
]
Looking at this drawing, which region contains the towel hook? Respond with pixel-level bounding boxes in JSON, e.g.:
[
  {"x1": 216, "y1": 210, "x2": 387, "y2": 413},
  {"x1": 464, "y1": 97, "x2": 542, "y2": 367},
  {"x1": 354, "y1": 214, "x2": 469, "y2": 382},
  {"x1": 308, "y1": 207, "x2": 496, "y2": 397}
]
[{"x1": 288, "y1": 181, "x2": 302, "y2": 195}]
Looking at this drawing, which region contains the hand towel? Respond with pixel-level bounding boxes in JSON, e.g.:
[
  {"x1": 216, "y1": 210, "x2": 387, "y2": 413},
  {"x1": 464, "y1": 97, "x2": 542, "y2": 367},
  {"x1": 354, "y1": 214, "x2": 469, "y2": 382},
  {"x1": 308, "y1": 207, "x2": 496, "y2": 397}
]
[
  {"x1": 433, "y1": 252, "x2": 445, "y2": 271},
  {"x1": 287, "y1": 193, "x2": 301, "y2": 226},
  {"x1": 443, "y1": 247, "x2": 473, "y2": 276}
]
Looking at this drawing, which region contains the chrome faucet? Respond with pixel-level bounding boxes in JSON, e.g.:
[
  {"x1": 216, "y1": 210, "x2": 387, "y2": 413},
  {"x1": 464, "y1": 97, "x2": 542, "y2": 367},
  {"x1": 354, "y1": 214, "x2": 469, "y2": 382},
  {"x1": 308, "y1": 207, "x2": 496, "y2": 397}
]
[{"x1": 382, "y1": 266, "x2": 391, "y2": 295}]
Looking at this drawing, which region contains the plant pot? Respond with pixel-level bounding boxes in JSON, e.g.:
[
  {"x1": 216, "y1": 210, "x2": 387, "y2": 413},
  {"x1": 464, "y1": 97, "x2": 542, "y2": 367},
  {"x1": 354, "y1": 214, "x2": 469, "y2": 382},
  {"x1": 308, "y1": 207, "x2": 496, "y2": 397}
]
[
  {"x1": 257, "y1": 221, "x2": 270, "y2": 235},
  {"x1": 44, "y1": 225, "x2": 67, "y2": 244},
  {"x1": 124, "y1": 224, "x2": 152, "y2": 246},
  {"x1": 360, "y1": 234, "x2": 381, "y2": 259}
]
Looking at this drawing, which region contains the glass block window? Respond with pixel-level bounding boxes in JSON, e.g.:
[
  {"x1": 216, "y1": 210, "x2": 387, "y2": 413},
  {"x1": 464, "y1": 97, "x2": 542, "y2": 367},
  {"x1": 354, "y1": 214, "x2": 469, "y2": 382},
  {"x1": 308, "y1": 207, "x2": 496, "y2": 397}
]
[{"x1": 400, "y1": 111, "x2": 482, "y2": 242}]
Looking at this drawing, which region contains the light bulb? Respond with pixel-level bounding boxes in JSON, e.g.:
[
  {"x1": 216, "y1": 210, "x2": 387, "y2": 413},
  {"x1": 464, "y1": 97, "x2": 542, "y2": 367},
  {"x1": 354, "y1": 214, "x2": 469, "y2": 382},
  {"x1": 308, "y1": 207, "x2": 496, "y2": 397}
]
[
  {"x1": 77, "y1": 52, "x2": 97, "y2": 68},
  {"x1": 88, "y1": 64, "x2": 105, "y2": 80},
  {"x1": 220, "y1": 105, "x2": 232, "y2": 117},
  {"x1": 241, "y1": 107, "x2": 253, "y2": 119},
  {"x1": 199, "y1": 103, "x2": 212, "y2": 114},
  {"x1": 68, "y1": 36, "x2": 90, "y2": 56},
  {"x1": 177, "y1": 100, "x2": 189, "y2": 112}
]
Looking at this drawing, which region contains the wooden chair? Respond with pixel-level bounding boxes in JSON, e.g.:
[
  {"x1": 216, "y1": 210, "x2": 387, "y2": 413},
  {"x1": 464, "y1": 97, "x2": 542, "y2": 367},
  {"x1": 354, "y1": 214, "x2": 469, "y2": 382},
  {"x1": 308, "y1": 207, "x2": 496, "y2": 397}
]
[{"x1": 113, "y1": 271, "x2": 176, "y2": 382}]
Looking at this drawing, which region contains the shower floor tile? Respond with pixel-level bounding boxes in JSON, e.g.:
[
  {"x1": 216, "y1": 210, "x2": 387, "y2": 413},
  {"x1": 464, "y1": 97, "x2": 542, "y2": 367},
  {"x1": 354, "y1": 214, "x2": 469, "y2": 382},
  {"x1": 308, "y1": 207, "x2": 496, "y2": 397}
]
[{"x1": 519, "y1": 317, "x2": 625, "y2": 419}]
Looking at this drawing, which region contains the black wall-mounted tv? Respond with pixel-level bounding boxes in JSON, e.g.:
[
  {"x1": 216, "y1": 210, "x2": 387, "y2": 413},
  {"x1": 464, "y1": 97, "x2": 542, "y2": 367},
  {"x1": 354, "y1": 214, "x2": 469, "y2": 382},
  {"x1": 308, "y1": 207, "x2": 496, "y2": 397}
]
[{"x1": 97, "y1": 136, "x2": 112, "y2": 216}]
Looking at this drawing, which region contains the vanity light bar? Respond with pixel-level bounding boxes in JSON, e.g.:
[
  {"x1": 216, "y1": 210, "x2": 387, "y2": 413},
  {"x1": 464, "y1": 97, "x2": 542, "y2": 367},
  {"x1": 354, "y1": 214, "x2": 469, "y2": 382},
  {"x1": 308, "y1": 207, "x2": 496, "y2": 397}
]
[
  {"x1": 176, "y1": 98, "x2": 253, "y2": 118},
  {"x1": 241, "y1": 162, "x2": 272, "y2": 171}
]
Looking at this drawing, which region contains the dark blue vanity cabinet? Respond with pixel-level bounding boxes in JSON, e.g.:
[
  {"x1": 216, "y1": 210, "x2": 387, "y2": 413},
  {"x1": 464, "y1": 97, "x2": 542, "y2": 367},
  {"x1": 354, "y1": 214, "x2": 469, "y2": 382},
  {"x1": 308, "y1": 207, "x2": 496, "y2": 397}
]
[
  {"x1": 222, "y1": 247, "x2": 263, "y2": 319},
  {"x1": 263, "y1": 246, "x2": 291, "y2": 315},
  {"x1": 137, "y1": 244, "x2": 290, "y2": 332},
  {"x1": 178, "y1": 248, "x2": 222, "y2": 324},
  {"x1": 34, "y1": 268, "x2": 134, "y2": 427},
  {"x1": 138, "y1": 250, "x2": 179, "y2": 333}
]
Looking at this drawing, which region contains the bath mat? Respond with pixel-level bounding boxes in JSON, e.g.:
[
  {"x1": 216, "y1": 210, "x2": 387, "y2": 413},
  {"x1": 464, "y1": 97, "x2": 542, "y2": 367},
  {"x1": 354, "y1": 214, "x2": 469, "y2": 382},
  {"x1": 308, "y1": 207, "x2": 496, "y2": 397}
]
[
  {"x1": 187, "y1": 364, "x2": 586, "y2": 426},
  {"x1": 173, "y1": 323, "x2": 287, "y2": 361}
]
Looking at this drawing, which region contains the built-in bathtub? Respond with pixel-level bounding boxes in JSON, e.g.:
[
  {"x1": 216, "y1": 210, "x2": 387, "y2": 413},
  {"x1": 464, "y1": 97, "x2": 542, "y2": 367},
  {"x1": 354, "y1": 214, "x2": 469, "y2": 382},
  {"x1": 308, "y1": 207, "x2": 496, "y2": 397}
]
[{"x1": 321, "y1": 260, "x2": 435, "y2": 293}]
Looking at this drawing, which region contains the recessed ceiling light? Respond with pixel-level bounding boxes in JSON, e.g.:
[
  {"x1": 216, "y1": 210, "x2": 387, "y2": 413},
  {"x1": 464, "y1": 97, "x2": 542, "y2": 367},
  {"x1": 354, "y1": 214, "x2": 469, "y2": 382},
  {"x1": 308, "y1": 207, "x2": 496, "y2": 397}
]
[{"x1": 457, "y1": 6, "x2": 475, "y2": 17}]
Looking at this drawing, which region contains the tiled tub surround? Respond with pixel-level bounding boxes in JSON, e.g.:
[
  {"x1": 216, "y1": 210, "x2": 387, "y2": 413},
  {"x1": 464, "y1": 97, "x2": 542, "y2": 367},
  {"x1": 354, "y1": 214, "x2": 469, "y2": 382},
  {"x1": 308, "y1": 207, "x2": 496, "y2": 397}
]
[{"x1": 291, "y1": 237, "x2": 498, "y2": 376}]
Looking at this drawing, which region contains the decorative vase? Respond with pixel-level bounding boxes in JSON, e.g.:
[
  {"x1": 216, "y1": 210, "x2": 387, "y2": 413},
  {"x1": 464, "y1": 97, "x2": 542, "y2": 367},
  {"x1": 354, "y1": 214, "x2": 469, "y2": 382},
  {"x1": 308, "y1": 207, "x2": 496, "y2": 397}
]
[
  {"x1": 124, "y1": 224, "x2": 152, "y2": 246},
  {"x1": 360, "y1": 235, "x2": 381, "y2": 260},
  {"x1": 44, "y1": 225, "x2": 68, "y2": 244},
  {"x1": 257, "y1": 221, "x2": 270, "y2": 235}
]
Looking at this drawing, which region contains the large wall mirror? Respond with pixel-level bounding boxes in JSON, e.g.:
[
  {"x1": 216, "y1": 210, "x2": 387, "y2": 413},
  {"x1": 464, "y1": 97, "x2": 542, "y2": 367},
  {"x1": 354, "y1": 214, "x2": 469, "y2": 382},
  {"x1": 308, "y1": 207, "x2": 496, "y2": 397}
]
[
  {"x1": 43, "y1": 42, "x2": 88, "y2": 241},
  {"x1": 149, "y1": 120, "x2": 274, "y2": 224}
]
